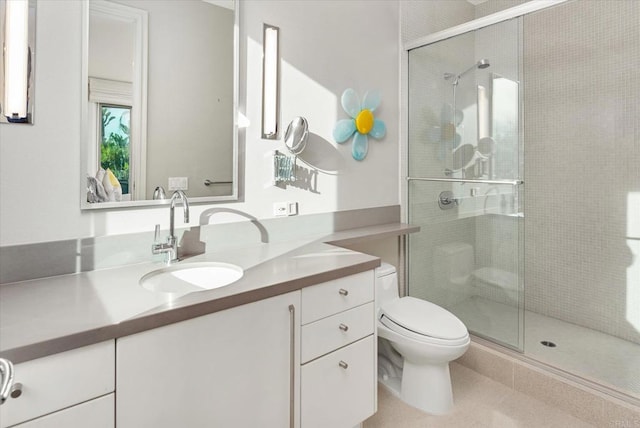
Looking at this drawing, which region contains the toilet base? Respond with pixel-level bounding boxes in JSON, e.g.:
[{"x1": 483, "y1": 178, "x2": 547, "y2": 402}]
[
  {"x1": 378, "y1": 358, "x2": 454, "y2": 415},
  {"x1": 401, "y1": 360, "x2": 453, "y2": 415}
]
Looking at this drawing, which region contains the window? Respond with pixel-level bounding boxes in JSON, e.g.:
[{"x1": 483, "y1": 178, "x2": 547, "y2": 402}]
[{"x1": 99, "y1": 104, "x2": 131, "y2": 194}]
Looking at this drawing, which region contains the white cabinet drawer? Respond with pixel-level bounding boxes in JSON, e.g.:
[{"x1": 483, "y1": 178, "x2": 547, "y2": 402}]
[
  {"x1": 0, "y1": 341, "x2": 115, "y2": 428},
  {"x1": 301, "y1": 270, "x2": 374, "y2": 325},
  {"x1": 301, "y1": 336, "x2": 375, "y2": 428},
  {"x1": 301, "y1": 303, "x2": 374, "y2": 364},
  {"x1": 12, "y1": 394, "x2": 114, "y2": 428}
]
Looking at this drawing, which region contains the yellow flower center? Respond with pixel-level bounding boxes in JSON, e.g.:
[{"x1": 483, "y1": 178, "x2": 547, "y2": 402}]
[{"x1": 355, "y1": 109, "x2": 374, "y2": 134}]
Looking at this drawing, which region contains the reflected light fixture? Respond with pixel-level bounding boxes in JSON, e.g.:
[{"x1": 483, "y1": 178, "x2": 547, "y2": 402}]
[
  {"x1": 2, "y1": 0, "x2": 30, "y2": 122},
  {"x1": 261, "y1": 23, "x2": 279, "y2": 139}
]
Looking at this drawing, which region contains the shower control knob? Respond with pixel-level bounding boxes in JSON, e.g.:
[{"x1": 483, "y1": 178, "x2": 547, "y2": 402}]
[{"x1": 338, "y1": 288, "x2": 349, "y2": 296}]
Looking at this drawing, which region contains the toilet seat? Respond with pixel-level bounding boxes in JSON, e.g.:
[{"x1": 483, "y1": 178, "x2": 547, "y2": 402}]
[{"x1": 379, "y1": 296, "x2": 469, "y2": 346}]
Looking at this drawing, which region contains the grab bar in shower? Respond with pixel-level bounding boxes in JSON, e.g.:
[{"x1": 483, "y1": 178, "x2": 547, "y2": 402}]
[{"x1": 406, "y1": 177, "x2": 524, "y2": 185}]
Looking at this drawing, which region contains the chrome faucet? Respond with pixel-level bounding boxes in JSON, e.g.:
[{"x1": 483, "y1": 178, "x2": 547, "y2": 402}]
[{"x1": 152, "y1": 190, "x2": 190, "y2": 263}]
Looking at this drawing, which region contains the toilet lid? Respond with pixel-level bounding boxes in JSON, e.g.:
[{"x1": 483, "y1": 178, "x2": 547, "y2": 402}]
[{"x1": 379, "y1": 296, "x2": 468, "y2": 341}]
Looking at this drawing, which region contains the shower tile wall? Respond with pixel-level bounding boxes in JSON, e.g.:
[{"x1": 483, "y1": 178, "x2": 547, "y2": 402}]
[
  {"x1": 401, "y1": 1, "x2": 473, "y2": 44},
  {"x1": 400, "y1": 0, "x2": 530, "y2": 43},
  {"x1": 524, "y1": 0, "x2": 640, "y2": 344},
  {"x1": 474, "y1": 0, "x2": 529, "y2": 19}
]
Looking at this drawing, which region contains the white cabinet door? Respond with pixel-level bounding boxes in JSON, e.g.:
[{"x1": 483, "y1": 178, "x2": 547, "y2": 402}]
[
  {"x1": 116, "y1": 291, "x2": 300, "y2": 428},
  {"x1": 12, "y1": 394, "x2": 114, "y2": 428}
]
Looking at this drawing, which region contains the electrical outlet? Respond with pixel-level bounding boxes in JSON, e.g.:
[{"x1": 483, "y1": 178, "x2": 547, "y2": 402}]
[
  {"x1": 274, "y1": 202, "x2": 298, "y2": 216},
  {"x1": 273, "y1": 202, "x2": 288, "y2": 217}
]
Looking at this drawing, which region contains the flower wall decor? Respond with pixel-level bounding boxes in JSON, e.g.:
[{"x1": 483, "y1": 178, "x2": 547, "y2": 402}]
[{"x1": 333, "y1": 89, "x2": 386, "y2": 161}]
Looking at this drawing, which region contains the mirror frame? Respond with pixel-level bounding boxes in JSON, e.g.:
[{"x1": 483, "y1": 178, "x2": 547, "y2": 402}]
[{"x1": 80, "y1": 0, "x2": 240, "y2": 210}]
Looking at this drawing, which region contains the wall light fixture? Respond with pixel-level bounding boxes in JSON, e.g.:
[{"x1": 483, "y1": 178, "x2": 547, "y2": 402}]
[
  {"x1": 1, "y1": 0, "x2": 35, "y2": 124},
  {"x1": 261, "y1": 23, "x2": 279, "y2": 139}
]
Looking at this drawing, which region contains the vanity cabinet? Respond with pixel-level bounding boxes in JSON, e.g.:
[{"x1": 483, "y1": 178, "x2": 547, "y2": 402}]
[
  {"x1": 116, "y1": 270, "x2": 377, "y2": 428},
  {"x1": 116, "y1": 291, "x2": 301, "y2": 428},
  {"x1": 300, "y1": 270, "x2": 377, "y2": 428},
  {"x1": 0, "y1": 341, "x2": 115, "y2": 428}
]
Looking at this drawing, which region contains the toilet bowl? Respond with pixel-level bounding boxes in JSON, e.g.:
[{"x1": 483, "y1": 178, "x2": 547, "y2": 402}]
[{"x1": 376, "y1": 263, "x2": 470, "y2": 415}]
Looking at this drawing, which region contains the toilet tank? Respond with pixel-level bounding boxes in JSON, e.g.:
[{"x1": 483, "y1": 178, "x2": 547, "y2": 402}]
[
  {"x1": 433, "y1": 242, "x2": 474, "y2": 285},
  {"x1": 375, "y1": 263, "x2": 398, "y2": 311}
]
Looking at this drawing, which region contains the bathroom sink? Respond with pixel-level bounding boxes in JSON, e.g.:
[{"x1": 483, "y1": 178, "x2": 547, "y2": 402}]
[{"x1": 140, "y1": 262, "x2": 244, "y2": 295}]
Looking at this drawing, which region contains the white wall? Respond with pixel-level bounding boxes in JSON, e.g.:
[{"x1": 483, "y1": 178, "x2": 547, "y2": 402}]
[{"x1": 0, "y1": 0, "x2": 400, "y2": 246}]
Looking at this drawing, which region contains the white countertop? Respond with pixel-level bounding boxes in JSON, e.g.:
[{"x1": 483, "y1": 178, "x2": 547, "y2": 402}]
[{"x1": 0, "y1": 223, "x2": 418, "y2": 363}]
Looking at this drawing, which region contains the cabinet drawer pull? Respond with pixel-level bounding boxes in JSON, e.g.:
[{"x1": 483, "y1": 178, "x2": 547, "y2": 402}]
[
  {"x1": 339, "y1": 323, "x2": 349, "y2": 332},
  {"x1": 338, "y1": 288, "x2": 349, "y2": 296},
  {"x1": 339, "y1": 360, "x2": 349, "y2": 369},
  {"x1": 10, "y1": 383, "x2": 22, "y2": 399}
]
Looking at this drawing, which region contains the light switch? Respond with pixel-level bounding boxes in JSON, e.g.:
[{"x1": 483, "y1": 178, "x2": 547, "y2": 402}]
[{"x1": 168, "y1": 177, "x2": 188, "y2": 191}]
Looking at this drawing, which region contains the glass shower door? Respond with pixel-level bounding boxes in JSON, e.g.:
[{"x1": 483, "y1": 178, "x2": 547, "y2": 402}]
[{"x1": 407, "y1": 18, "x2": 524, "y2": 350}]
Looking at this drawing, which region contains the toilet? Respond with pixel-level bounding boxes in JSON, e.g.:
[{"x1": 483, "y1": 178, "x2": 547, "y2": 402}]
[{"x1": 376, "y1": 263, "x2": 470, "y2": 415}]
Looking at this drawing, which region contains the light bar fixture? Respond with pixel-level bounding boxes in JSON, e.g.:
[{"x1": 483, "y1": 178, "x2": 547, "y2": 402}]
[
  {"x1": 261, "y1": 23, "x2": 279, "y2": 139},
  {"x1": 2, "y1": 0, "x2": 34, "y2": 123}
]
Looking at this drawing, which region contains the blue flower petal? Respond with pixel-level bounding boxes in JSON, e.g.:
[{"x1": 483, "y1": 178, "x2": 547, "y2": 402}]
[
  {"x1": 333, "y1": 119, "x2": 356, "y2": 143},
  {"x1": 341, "y1": 89, "x2": 361, "y2": 118},
  {"x1": 352, "y1": 133, "x2": 368, "y2": 161},
  {"x1": 370, "y1": 119, "x2": 386, "y2": 139},
  {"x1": 362, "y1": 90, "x2": 381, "y2": 112}
]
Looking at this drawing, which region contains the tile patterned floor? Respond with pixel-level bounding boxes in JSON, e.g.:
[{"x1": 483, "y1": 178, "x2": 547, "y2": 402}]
[{"x1": 363, "y1": 362, "x2": 595, "y2": 428}]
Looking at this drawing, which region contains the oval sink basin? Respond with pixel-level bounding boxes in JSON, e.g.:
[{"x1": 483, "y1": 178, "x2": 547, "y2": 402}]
[{"x1": 140, "y1": 262, "x2": 244, "y2": 295}]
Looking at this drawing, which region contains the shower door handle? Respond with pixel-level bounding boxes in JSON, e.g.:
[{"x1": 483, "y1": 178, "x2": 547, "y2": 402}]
[{"x1": 438, "y1": 191, "x2": 459, "y2": 210}]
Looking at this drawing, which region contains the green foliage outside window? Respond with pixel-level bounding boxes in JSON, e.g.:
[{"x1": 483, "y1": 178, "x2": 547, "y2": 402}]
[{"x1": 100, "y1": 106, "x2": 130, "y2": 190}]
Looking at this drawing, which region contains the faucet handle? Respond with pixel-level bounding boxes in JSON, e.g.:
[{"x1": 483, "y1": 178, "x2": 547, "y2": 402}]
[{"x1": 154, "y1": 224, "x2": 160, "y2": 242}]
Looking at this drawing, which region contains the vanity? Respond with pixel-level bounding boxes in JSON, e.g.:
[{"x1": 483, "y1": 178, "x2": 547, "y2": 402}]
[
  {"x1": 0, "y1": 224, "x2": 417, "y2": 428},
  {"x1": 0, "y1": 267, "x2": 375, "y2": 428}
]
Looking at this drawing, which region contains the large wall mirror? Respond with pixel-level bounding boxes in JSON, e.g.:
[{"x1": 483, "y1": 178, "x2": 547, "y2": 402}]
[{"x1": 81, "y1": 0, "x2": 238, "y2": 209}]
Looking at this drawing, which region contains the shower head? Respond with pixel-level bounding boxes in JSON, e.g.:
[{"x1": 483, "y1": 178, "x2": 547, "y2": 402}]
[
  {"x1": 444, "y1": 59, "x2": 491, "y2": 83},
  {"x1": 477, "y1": 59, "x2": 490, "y2": 69}
]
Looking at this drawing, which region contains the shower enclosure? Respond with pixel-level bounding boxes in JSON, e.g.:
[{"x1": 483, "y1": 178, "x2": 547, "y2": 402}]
[{"x1": 405, "y1": 0, "x2": 640, "y2": 401}]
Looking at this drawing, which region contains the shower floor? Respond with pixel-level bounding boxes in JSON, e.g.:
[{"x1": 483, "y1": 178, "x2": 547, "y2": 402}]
[{"x1": 450, "y1": 296, "x2": 640, "y2": 400}]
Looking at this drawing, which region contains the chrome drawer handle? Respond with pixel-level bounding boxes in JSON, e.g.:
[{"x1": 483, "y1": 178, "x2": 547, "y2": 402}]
[
  {"x1": 339, "y1": 361, "x2": 349, "y2": 369},
  {"x1": 339, "y1": 323, "x2": 349, "y2": 332},
  {"x1": 338, "y1": 288, "x2": 349, "y2": 296}
]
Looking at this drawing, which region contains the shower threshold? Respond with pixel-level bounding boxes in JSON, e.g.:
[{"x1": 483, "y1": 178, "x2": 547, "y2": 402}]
[{"x1": 450, "y1": 296, "x2": 640, "y2": 400}]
